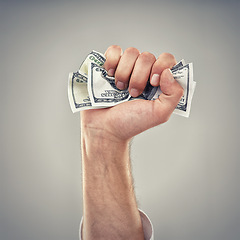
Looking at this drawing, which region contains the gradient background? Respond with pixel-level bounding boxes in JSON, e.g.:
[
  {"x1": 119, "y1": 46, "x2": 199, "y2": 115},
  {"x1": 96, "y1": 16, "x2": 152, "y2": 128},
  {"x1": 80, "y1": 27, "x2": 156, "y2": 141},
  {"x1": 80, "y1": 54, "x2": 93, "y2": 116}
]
[{"x1": 1, "y1": 0, "x2": 240, "y2": 239}]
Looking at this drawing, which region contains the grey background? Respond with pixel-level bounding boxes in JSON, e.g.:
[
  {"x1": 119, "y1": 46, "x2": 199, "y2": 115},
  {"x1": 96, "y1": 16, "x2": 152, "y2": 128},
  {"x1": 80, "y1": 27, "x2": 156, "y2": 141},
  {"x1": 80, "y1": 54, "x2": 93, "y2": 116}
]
[{"x1": 1, "y1": 0, "x2": 240, "y2": 239}]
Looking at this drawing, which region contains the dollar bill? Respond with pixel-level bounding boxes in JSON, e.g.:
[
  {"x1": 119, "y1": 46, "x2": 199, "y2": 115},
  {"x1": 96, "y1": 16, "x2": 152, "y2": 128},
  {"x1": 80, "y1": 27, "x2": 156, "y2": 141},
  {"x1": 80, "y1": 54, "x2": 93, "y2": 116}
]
[
  {"x1": 171, "y1": 59, "x2": 185, "y2": 70},
  {"x1": 88, "y1": 62, "x2": 131, "y2": 107},
  {"x1": 68, "y1": 50, "x2": 196, "y2": 117},
  {"x1": 172, "y1": 63, "x2": 195, "y2": 117},
  {"x1": 68, "y1": 71, "x2": 91, "y2": 112},
  {"x1": 68, "y1": 51, "x2": 106, "y2": 113},
  {"x1": 79, "y1": 50, "x2": 105, "y2": 76},
  {"x1": 87, "y1": 61, "x2": 195, "y2": 117}
]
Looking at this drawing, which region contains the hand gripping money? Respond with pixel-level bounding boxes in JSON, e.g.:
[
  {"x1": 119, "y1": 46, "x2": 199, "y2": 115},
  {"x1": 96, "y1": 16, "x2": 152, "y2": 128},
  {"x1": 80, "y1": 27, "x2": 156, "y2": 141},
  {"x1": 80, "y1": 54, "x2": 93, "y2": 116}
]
[
  {"x1": 68, "y1": 48, "x2": 195, "y2": 117},
  {"x1": 69, "y1": 46, "x2": 195, "y2": 240}
]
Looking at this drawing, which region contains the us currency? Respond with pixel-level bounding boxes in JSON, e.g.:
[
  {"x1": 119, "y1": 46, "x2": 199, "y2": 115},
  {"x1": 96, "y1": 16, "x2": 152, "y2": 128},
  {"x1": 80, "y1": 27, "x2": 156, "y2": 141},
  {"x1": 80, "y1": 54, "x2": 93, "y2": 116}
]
[
  {"x1": 68, "y1": 50, "x2": 196, "y2": 117},
  {"x1": 68, "y1": 51, "x2": 187, "y2": 112},
  {"x1": 79, "y1": 50, "x2": 105, "y2": 76},
  {"x1": 88, "y1": 61, "x2": 195, "y2": 117},
  {"x1": 88, "y1": 62, "x2": 131, "y2": 107},
  {"x1": 68, "y1": 51, "x2": 106, "y2": 112}
]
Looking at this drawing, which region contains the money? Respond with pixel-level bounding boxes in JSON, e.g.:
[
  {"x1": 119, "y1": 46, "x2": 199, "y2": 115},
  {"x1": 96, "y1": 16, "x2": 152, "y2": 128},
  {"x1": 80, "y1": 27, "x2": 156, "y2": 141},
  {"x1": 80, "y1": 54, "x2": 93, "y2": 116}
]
[
  {"x1": 79, "y1": 50, "x2": 105, "y2": 76},
  {"x1": 68, "y1": 51, "x2": 106, "y2": 112},
  {"x1": 68, "y1": 71, "x2": 91, "y2": 111},
  {"x1": 88, "y1": 62, "x2": 131, "y2": 107},
  {"x1": 68, "y1": 50, "x2": 196, "y2": 117}
]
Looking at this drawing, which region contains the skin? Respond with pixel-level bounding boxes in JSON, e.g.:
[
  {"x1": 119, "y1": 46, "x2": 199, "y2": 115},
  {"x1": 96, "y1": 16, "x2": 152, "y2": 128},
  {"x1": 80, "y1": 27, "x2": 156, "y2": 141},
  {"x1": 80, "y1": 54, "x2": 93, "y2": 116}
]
[{"x1": 81, "y1": 45, "x2": 184, "y2": 240}]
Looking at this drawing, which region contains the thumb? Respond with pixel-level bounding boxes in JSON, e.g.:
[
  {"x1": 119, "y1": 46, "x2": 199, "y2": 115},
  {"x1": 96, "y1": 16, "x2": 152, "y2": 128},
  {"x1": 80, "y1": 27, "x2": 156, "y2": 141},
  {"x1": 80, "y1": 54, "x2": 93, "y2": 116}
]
[{"x1": 153, "y1": 68, "x2": 184, "y2": 123}]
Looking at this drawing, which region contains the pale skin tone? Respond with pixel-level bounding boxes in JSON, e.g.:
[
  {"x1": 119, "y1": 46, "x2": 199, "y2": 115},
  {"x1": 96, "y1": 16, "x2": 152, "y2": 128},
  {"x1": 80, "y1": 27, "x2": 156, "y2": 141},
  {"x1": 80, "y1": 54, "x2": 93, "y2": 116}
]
[{"x1": 81, "y1": 45, "x2": 184, "y2": 240}]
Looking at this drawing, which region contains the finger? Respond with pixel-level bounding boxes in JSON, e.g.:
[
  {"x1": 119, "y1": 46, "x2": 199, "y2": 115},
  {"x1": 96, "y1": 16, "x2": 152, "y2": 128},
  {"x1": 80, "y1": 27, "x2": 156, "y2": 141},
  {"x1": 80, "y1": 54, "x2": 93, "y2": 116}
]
[
  {"x1": 128, "y1": 52, "x2": 156, "y2": 97},
  {"x1": 104, "y1": 45, "x2": 122, "y2": 76},
  {"x1": 115, "y1": 47, "x2": 140, "y2": 90},
  {"x1": 153, "y1": 68, "x2": 184, "y2": 123},
  {"x1": 150, "y1": 52, "x2": 177, "y2": 87}
]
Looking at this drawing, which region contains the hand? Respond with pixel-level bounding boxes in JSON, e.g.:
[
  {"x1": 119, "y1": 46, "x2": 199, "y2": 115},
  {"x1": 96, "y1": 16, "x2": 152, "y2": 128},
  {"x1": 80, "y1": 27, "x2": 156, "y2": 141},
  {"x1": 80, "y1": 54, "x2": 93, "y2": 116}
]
[{"x1": 81, "y1": 45, "x2": 183, "y2": 142}]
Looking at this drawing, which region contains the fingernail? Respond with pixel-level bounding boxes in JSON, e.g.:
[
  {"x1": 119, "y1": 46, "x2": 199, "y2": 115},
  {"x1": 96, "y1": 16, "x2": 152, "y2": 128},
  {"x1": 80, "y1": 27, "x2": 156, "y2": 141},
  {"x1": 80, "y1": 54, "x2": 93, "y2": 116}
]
[
  {"x1": 166, "y1": 69, "x2": 175, "y2": 82},
  {"x1": 116, "y1": 81, "x2": 125, "y2": 90},
  {"x1": 108, "y1": 68, "x2": 115, "y2": 77},
  {"x1": 130, "y1": 88, "x2": 139, "y2": 97},
  {"x1": 151, "y1": 74, "x2": 160, "y2": 86}
]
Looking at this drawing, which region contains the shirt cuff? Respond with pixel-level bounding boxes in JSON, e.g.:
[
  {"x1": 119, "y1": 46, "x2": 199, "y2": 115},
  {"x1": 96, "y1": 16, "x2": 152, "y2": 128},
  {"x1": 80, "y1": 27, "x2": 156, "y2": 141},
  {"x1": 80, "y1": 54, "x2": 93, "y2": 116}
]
[{"x1": 79, "y1": 209, "x2": 154, "y2": 240}]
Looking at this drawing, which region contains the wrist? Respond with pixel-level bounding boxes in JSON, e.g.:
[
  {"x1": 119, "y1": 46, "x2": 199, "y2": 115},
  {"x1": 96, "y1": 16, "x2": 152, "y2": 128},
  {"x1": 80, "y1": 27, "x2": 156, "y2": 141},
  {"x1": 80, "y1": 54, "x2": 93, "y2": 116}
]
[
  {"x1": 80, "y1": 110, "x2": 134, "y2": 144},
  {"x1": 81, "y1": 120, "x2": 130, "y2": 146},
  {"x1": 82, "y1": 130, "x2": 129, "y2": 160}
]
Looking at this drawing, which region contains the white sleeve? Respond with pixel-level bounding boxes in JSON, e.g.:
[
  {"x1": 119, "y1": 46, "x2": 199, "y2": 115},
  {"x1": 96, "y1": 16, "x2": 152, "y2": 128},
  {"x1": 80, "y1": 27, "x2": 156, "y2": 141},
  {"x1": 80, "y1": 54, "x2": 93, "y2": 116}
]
[{"x1": 79, "y1": 209, "x2": 154, "y2": 240}]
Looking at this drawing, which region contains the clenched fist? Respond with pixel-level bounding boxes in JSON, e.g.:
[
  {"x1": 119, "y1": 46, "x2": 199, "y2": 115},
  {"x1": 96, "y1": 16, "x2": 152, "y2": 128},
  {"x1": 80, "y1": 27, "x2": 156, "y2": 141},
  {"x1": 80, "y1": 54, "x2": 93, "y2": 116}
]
[{"x1": 81, "y1": 45, "x2": 183, "y2": 142}]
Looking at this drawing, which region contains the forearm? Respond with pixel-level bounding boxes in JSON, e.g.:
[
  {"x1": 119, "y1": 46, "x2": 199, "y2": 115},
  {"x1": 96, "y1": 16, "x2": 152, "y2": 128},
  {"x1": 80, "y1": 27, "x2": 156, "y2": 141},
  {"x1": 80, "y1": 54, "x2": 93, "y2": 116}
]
[{"x1": 81, "y1": 126, "x2": 144, "y2": 240}]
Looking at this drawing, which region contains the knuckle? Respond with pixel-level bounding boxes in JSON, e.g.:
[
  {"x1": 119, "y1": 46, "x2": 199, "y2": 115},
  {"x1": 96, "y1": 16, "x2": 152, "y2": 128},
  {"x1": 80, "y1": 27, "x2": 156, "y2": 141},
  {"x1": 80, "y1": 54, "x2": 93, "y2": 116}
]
[
  {"x1": 159, "y1": 52, "x2": 175, "y2": 62},
  {"x1": 140, "y1": 52, "x2": 156, "y2": 62},
  {"x1": 105, "y1": 45, "x2": 122, "y2": 56},
  {"x1": 104, "y1": 45, "x2": 122, "y2": 69},
  {"x1": 124, "y1": 47, "x2": 140, "y2": 56},
  {"x1": 154, "y1": 52, "x2": 176, "y2": 71},
  {"x1": 108, "y1": 45, "x2": 121, "y2": 51}
]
